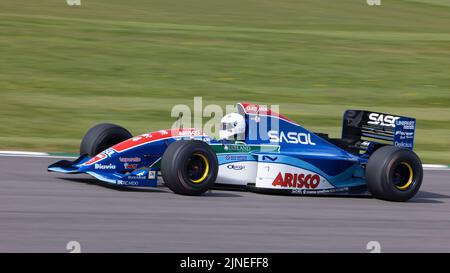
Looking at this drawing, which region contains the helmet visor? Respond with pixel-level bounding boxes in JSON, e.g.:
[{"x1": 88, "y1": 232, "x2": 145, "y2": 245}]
[{"x1": 222, "y1": 122, "x2": 237, "y2": 131}]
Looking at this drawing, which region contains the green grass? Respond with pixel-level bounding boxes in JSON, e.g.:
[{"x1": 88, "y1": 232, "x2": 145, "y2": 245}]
[{"x1": 0, "y1": 0, "x2": 449, "y2": 163}]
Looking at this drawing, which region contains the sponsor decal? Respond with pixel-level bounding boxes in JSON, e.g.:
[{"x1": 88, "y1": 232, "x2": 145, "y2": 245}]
[
  {"x1": 148, "y1": 171, "x2": 156, "y2": 179},
  {"x1": 85, "y1": 153, "x2": 106, "y2": 165},
  {"x1": 124, "y1": 163, "x2": 138, "y2": 169},
  {"x1": 291, "y1": 187, "x2": 348, "y2": 195},
  {"x1": 262, "y1": 155, "x2": 278, "y2": 161},
  {"x1": 130, "y1": 133, "x2": 153, "y2": 142},
  {"x1": 103, "y1": 148, "x2": 115, "y2": 157},
  {"x1": 179, "y1": 129, "x2": 203, "y2": 137},
  {"x1": 227, "y1": 164, "x2": 245, "y2": 170},
  {"x1": 119, "y1": 157, "x2": 142, "y2": 163},
  {"x1": 396, "y1": 120, "x2": 415, "y2": 130},
  {"x1": 245, "y1": 104, "x2": 264, "y2": 112},
  {"x1": 272, "y1": 172, "x2": 320, "y2": 189},
  {"x1": 367, "y1": 113, "x2": 400, "y2": 127},
  {"x1": 224, "y1": 145, "x2": 251, "y2": 152},
  {"x1": 94, "y1": 163, "x2": 116, "y2": 170},
  {"x1": 123, "y1": 171, "x2": 148, "y2": 181},
  {"x1": 117, "y1": 181, "x2": 139, "y2": 186},
  {"x1": 135, "y1": 170, "x2": 146, "y2": 176},
  {"x1": 394, "y1": 119, "x2": 415, "y2": 149},
  {"x1": 225, "y1": 155, "x2": 248, "y2": 161},
  {"x1": 124, "y1": 176, "x2": 145, "y2": 181},
  {"x1": 240, "y1": 103, "x2": 294, "y2": 123},
  {"x1": 84, "y1": 148, "x2": 115, "y2": 165},
  {"x1": 394, "y1": 142, "x2": 414, "y2": 149},
  {"x1": 268, "y1": 131, "x2": 316, "y2": 145},
  {"x1": 394, "y1": 131, "x2": 414, "y2": 139}
]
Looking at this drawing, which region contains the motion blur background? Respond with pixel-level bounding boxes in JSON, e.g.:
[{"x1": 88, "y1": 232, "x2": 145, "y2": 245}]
[{"x1": 0, "y1": 0, "x2": 449, "y2": 163}]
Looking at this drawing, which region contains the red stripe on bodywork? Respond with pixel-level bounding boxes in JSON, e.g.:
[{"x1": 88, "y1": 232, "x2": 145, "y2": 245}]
[
  {"x1": 239, "y1": 103, "x2": 296, "y2": 124},
  {"x1": 113, "y1": 128, "x2": 204, "y2": 153},
  {"x1": 84, "y1": 128, "x2": 204, "y2": 166}
]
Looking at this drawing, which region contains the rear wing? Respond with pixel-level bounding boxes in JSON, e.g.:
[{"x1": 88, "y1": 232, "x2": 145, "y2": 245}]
[{"x1": 341, "y1": 110, "x2": 416, "y2": 150}]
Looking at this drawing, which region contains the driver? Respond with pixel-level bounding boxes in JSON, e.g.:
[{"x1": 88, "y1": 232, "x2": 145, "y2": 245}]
[{"x1": 219, "y1": 113, "x2": 245, "y2": 141}]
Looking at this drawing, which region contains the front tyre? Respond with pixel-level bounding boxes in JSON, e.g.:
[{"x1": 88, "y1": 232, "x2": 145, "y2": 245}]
[
  {"x1": 366, "y1": 146, "x2": 423, "y2": 202},
  {"x1": 80, "y1": 123, "x2": 132, "y2": 157},
  {"x1": 161, "y1": 140, "x2": 218, "y2": 196}
]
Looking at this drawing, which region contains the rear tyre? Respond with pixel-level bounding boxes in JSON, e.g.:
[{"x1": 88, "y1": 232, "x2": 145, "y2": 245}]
[
  {"x1": 80, "y1": 123, "x2": 132, "y2": 157},
  {"x1": 366, "y1": 146, "x2": 423, "y2": 202},
  {"x1": 161, "y1": 140, "x2": 218, "y2": 196}
]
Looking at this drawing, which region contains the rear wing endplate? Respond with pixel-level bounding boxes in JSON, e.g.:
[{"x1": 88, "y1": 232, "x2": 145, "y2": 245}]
[{"x1": 342, "y1": 110, "x2": 416, "y2": 150}]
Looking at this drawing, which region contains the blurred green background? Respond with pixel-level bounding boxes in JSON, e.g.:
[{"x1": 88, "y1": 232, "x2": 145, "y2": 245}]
[{"x1": 0, "y1": 0, "x2": 449, "y2": 163}]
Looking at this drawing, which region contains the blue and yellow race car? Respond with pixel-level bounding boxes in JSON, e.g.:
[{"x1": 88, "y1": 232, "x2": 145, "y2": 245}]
[{"x1": 48, "y1": 102, "x2": 422, "y2": 202}]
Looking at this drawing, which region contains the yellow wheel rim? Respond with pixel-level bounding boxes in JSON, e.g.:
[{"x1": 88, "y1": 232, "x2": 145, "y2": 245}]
[
  {"x1": 190, "y1": 153, "x2": 209, "y2": 184},
  {"x1": 395, "y1": 162, "x2": 414, "y2": 190}
]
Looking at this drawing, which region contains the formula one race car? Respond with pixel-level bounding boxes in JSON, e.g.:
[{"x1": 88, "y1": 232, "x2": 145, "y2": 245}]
[{"x1": 48, "y1": 102, "x2": 422, "y2": 201}]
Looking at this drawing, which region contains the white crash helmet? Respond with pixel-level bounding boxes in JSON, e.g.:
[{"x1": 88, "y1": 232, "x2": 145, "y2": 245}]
[{"x1": 219, "y1": 113, "x2": 246, "y2": 140}]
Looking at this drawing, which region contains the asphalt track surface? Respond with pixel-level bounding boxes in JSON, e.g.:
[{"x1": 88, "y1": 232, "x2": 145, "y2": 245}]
[{"x1": 0, "y1": 156, "x2": 449, "y2": 253}]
